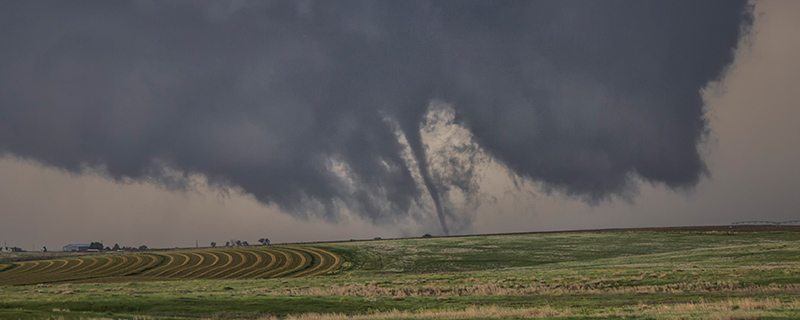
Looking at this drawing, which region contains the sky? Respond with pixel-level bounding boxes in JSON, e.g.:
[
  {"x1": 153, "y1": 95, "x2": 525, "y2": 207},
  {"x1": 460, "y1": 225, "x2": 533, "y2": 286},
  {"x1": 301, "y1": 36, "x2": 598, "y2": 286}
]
[{"x1": 1, "y1": 0, "x2": 798, "y2": 251}]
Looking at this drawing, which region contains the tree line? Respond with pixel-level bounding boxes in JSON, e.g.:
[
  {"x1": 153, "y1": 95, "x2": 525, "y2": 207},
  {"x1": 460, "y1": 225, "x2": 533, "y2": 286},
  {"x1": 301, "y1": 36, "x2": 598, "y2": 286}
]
[{"x1": 210, "y1": 238, "x2": 270, "y2": 248}]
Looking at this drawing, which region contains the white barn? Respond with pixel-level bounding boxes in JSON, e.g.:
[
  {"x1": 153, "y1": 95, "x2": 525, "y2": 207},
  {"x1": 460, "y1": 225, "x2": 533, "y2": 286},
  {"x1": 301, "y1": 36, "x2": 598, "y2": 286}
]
[{"x1": 63, "y1": 244, "x2": 90, "y2": 252}]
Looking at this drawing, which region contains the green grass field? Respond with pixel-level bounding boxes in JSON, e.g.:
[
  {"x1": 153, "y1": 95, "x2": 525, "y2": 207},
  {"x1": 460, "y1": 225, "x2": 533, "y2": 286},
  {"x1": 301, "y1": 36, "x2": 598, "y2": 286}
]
[{"x1": 1, "y1": 230, "x2": 799, "y2": 319}]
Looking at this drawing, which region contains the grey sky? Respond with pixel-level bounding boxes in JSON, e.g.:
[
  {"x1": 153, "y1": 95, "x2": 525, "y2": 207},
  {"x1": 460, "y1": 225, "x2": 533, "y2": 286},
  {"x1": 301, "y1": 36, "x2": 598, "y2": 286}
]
[{"x1": 1, "y1": 1, "x2": 798, "y2": 250}]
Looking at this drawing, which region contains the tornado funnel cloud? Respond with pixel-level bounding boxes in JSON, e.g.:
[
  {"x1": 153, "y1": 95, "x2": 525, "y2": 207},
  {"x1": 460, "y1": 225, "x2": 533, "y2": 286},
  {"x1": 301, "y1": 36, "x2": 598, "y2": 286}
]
[
  {"x1": 419, "y1": 159, "x2": 449, "y2": 236},
  {"x1": 399, "y1": 116, "x2": 450, "y2": 236}
]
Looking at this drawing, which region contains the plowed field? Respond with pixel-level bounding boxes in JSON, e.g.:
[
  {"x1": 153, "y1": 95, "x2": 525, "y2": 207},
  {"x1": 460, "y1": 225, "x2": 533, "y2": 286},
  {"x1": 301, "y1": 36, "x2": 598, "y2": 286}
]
[{"x1": 0, "y1": 246, "x2": 341, "y2": 286}]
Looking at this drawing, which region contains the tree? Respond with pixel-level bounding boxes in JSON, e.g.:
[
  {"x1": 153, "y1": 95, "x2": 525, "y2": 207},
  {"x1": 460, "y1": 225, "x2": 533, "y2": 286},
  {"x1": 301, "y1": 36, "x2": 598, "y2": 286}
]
[
  {"x1": 225, "y1": 241, "x2": 230, "y2": 247},
  {"x1": 258, "y1": 238, "x2": 271, "y2": 246},
  {"x1": 210, "y1": 242, "x2": 217, "y2": 248},
  {"x1": 242, "y1": 241, "x2": 249, "y2": 246},
  {"x1": 235, "y1": 240, "x2": 242, "y2": 246},
  {"x1": 89, "y1": 242, "x2": 104, "y2": 250},
  {"x1": 42, "y1": 246, "x2": 47, "y2": 252},
  {"x1": 113, "y1": 243, "x2": 121, "y2": 251},
  {"x1": 138, "y1": 245, "x2": 148, "y2": 250}
]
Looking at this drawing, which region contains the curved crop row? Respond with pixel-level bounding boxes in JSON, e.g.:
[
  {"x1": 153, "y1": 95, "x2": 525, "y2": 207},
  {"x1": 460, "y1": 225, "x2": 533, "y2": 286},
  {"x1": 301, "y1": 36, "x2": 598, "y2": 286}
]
[
  {"x1": 236, "y1": 249, "x2": 278, "y2": 279},
  {"x1": 196, "y1": 250, "x2": 233, "y2": 278},
  {"x1": 223, "y1": 249, "x2": 263, "y2": 279},
  {"x1": 0, "y1": 246, "x2": 341, "y2": 286},
  {"x1": 271, "y1": 248, "x2": 308, "y2": 277},
  {"x1": 0, "y1": 253, "x2": 170, "y2": 286},
  {"x1": 291, "y1": 247, "x2": 343, "y2": 277},
  {"x1": 170, "y1": 251, "x2": 210, "y2": 278},
  {"x1": 144, "y1": 252, "x2": 190, "y2": 277}
]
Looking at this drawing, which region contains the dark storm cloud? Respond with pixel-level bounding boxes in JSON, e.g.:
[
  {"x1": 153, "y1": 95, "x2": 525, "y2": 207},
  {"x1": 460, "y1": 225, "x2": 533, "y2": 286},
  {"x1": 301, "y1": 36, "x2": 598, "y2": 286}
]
[{"x1": 0, "y1": 1, "x2": 752, "y2": 234}]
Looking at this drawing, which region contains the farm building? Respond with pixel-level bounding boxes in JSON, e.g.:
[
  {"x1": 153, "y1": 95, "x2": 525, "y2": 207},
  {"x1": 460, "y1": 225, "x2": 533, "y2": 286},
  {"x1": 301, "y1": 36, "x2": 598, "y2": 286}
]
[{"x1": 63, "y1": 244, "x2": 91, "y2": 252}]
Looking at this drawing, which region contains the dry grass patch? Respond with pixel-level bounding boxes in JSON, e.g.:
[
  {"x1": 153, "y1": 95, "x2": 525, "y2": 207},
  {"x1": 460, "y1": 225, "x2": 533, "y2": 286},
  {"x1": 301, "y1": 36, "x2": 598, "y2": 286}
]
[
  {"x1": 203, "y1": 299, "x2": 798, "y2": 320},
  {"x1": 253, "y1": 306, "x2": 569, "y2": 320},
  {"x1": 246, "y1": 280, "x2": 800, "y2": 297},
  {"x1": 624, "y1": 298, "x2": 800, "y2": 319}
]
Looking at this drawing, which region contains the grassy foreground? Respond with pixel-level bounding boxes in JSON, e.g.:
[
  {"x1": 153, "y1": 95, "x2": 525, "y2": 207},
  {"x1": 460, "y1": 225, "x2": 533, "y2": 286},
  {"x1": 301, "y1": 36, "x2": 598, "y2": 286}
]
[{"x1": 1, "y1": 230, "x2": 799, "y2": 319}]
